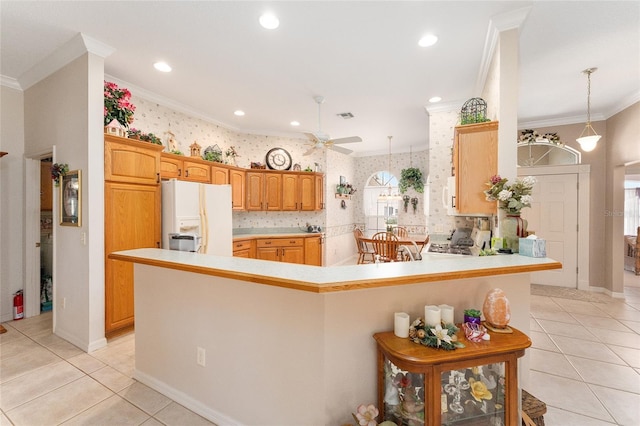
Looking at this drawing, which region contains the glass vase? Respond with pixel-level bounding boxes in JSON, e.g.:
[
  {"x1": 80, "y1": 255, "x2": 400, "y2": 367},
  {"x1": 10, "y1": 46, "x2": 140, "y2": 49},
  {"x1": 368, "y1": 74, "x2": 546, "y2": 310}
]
[{"x1": 501, "y1": 214, "x2": 527, "y2": 253}]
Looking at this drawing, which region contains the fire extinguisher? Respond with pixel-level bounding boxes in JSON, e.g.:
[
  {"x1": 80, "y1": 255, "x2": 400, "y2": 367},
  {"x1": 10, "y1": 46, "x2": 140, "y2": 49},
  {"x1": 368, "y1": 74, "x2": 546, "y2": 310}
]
[{"x1": 13, "y1": 290, "x2": 24, "y2": 320}]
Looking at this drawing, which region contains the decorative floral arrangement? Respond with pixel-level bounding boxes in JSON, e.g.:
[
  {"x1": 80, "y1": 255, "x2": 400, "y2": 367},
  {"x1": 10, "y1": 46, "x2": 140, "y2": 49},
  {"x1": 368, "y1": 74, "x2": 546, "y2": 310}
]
[
  {"x1": 441, "y1": 365, "x2": 506, "y2": 422},
  {"x1": 51, "y1": 163, "x2": 69, "y2": 187},
  {"x1": 126, "y1": 128, "x2": 142, "y2": 138},
  {"x1": 408, "y1": 318, "x2": 464, "y2": 350},
  {"x1": 346, "y1": 404, "x2": 396, "y2": 426},
  {"x1": 519, "y1": 129, "x2": 562, "y2": 145},
  {"x1": 104, "y1": 81, "x2": 135, "y2": 127},
  {"x1": 170, "y1": 149, "x2": 184, "y2": 156},
  {"x1": 336, "y1": 183, "x2": 356, "y2": 195},
  {"x1": 411, "y1": 197, "x2": 419, "y2": 213},
  {"x1": 139, "y1": 132, "x2": 162, "y2": 145},
  {"x1": 484, "y1": 175, "x2": 536, "y2": 215},
  {"x1": 225, "y1": 146, "x2": 239, "y2": 158},
  {"x1": 402, "y1": 195, "x2": 410, "y2": 212}
]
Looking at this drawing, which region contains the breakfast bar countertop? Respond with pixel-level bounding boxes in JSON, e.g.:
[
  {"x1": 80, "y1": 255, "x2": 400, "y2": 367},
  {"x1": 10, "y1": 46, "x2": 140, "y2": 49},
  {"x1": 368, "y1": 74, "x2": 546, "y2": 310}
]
[{"x1": 110, "y1": 248, "x2": 561, "y2": 293}]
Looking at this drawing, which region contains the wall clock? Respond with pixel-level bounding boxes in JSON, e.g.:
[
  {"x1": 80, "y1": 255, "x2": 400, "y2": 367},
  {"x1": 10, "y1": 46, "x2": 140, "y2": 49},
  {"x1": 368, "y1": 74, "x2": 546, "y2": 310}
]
[{"x1": 266, "y1": 147, "x2": 292, "y2": 170}]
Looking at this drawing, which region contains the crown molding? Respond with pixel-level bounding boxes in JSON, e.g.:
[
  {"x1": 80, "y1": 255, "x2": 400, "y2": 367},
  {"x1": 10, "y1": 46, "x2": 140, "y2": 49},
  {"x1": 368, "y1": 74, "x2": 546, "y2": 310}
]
[
  {"x1": 603, "y1": 90, "x2": 640, "y2": 118},
  {"x1": 19, "y1": 33, "x2": 115, "y2": 90},
  {"x1": 475, "y1": 6, "x2": 531, "y2": 96},
  {"x1": 424, "y1": 100, "x2": 463, "y2": 115},
  {"x1": 0, "y1": 75, "x2": 22, "y2": 90},
  {"x1": 518, "y1": 112, "x2": 607, "y2": 130}
]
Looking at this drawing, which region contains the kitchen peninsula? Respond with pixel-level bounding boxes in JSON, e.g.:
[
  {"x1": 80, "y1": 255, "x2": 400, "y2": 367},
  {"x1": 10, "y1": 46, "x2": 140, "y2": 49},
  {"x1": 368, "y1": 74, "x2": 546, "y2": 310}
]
[{"x1": 110, "y1": 249, "x2": 560, "y2": 425}]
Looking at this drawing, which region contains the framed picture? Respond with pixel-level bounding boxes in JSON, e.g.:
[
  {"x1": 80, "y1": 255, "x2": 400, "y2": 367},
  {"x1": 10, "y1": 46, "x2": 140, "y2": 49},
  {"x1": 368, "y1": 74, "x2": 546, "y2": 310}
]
[
  {"x1": 60, "y1": 170, "x2": 81, "y2": 226},
  {"x1": 340, "y1": 175, "x2": 346, "y2": 185}
]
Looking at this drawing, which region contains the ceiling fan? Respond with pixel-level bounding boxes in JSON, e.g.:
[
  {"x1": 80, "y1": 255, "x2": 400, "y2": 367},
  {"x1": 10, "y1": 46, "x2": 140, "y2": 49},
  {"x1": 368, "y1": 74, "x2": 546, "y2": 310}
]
[{"x1": 303, "y1": 96, "x2": 362, "y2": 156}]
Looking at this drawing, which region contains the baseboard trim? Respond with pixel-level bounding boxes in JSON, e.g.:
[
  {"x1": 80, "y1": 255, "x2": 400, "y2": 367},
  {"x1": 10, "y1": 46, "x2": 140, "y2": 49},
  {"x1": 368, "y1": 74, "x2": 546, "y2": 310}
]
[
  {"x1": 134, "y1": 369, "x2": 244, "y2": 426},
  {"x1": 588, "y1": 286, "x2": 625, "y2": 299}
]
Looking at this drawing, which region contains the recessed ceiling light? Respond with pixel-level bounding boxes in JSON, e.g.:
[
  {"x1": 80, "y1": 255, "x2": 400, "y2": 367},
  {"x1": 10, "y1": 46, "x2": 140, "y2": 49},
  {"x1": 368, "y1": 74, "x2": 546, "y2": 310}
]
[
  {"x1": 259, "y1": 13, "x2": 279, "y2": 29},
  {"x1": 418, "y1": 34, "x2": 438, "y2": 47},
  {"x1": 429, "y1": 96, "x2": 442, "y2": 103},
  {"x1": 290, "y1": 121, "x2": 300, "y2": 126},
  {"x1": 234, "y1": 110, "x2": 245, "y2": 117},
  {"x1": 153, "y1": 61, "x2": 172, "y2": 72}
]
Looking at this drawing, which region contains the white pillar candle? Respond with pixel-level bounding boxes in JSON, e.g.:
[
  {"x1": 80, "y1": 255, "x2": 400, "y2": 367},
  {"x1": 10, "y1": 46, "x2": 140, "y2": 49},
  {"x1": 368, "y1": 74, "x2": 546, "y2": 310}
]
[
  {"x1": 439, "y1": 304, "x2": 454, "y2": 325},
  {"x1": 424, "y1": 305, "x2": 441, "y2": 327},
  {"x1": 394, "y1": 312, "x2": 410, "y2": 338}
]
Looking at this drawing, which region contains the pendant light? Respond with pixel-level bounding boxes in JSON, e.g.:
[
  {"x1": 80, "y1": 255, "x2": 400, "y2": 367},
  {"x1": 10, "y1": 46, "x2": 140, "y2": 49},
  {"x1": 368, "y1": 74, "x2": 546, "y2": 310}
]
[{"x1": 576, "y1": 68, "x2": 601, "y2": 152}]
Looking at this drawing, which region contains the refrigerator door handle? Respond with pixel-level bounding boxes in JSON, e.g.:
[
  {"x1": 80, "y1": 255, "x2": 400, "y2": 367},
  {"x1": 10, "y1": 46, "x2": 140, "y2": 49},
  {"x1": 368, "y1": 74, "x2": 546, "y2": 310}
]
[{"x1": 199, "y1": 184, "x2": 208, "y2": 253}]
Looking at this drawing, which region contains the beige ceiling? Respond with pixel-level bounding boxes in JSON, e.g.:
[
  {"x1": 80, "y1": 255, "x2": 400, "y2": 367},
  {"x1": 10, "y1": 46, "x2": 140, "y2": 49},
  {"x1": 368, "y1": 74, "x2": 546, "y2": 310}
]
[{"x1": 1, "y1": 1, "x2": 638, "y2": 155}]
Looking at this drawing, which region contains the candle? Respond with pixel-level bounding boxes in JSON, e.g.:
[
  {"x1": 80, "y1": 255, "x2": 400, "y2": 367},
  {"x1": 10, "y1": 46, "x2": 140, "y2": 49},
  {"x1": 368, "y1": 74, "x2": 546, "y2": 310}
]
[
  {"x1": 424, "y1": 305, "x2": 441, "y2": 327},
  {"x1": 439, "y1": 304, "x2": 454, "y2": 325},
  {"x1": 394, "y1": 312, "x2": 410, "y2": 338}
]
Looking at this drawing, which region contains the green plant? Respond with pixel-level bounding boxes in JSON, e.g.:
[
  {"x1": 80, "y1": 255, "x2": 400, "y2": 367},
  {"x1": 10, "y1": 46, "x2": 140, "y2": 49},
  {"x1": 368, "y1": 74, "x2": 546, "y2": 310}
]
[
  {"x1": 398, "y1": 167, "x2": 424, "y2": 194},
  {"x1": 460, "y1": 115, "x2": 490, "y2": 125},
  {"x1": 464, "y1": 309, "x2": 481, "y2": 318},
  {"x1": 139, "y1": 132, "x2": 162, "y2": 145},
  {"x1": 170, "y1": 149, "x2": 184, "y2": 156},
  {"x1": 51, "y1": 163, "x2": 69, "y2": 187},
  {"x1": 126, "y1": 128, "x2": 142, "y2": 138},
  {"x1": 203, "y1": 150, "x2": 223, "y2": 163},
  {"x1": 303, "y1": 166, "x2": 313, "y2": 172},
  {"x1": 104, "y1": 81, "x2": 135, "y2": 127}
]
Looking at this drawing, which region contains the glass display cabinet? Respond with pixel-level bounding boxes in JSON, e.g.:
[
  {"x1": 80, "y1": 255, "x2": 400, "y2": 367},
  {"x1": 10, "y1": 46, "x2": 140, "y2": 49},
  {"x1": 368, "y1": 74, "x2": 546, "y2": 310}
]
[{"x1": 374, "y1": 327, "x2": 531, "y2": 425}]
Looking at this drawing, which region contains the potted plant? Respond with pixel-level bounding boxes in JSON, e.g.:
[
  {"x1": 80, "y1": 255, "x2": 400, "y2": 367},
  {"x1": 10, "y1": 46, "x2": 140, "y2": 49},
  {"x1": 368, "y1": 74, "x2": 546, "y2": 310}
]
[
  {"x1": 104, "y1": 80, "x2": 135, "y2": 128},
  {"x1": 463, "y1": 309, "x2": 482, "y2": 325},
  {"x1": 139, "y1": 132, "x2": 162, "y2": 145},
  {"x1": 126, "y1": 128, "x2": 142, "y2": 139},
  {"x1": 398, "y1": 167, "x2": 424, "y2": 194}
]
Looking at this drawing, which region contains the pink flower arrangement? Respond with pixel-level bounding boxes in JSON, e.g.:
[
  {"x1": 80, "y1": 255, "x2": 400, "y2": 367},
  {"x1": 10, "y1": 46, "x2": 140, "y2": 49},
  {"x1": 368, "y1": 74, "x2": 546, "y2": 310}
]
[
  {"x1": 354, "y1": 404, "x2": 379, "y2": 426},
  {"x1": 104, "y1": 81, "x2": 135, "y2": 127}
]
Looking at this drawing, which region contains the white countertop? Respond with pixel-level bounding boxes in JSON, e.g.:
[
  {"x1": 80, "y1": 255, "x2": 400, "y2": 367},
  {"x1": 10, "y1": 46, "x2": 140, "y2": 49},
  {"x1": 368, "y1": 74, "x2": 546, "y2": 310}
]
[{"x1": 111, "y1": 248, "x2": 562, "y2": 293}]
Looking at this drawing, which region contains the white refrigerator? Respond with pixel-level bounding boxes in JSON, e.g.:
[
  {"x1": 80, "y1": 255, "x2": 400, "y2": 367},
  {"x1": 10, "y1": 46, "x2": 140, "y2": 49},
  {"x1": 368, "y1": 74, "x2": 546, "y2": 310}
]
[{"x1": 161, "y1": 180, "x2": 233, "y2": 256}]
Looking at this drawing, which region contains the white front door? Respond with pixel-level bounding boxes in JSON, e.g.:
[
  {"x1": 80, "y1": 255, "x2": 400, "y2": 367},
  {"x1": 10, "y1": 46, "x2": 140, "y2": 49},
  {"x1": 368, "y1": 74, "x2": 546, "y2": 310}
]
[{"x1": 521, "y1": 174, "x2": 578, "y2": 287}]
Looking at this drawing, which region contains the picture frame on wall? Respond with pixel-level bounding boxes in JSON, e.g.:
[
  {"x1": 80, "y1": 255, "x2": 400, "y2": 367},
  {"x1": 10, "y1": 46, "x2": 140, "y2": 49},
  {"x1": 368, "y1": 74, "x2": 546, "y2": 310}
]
[{"x1": 60, "y1": 170, "x2": 81, "y2": 226}]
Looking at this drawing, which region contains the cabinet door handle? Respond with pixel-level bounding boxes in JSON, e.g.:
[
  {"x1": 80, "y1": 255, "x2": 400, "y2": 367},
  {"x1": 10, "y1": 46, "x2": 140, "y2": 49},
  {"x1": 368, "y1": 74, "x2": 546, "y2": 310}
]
[
  {"x1": 451, "y1": 196, "x2": 456, "y2": 208},
  {"x1": 178, "y1": 168, "x2": 182, "y2": 177},
  {"x1": 185, "y1": 170, "x2": 189, "y2": 178},
  {"x1": 156, "y1": 173, "x2": 160, "y2": 183},
  {"x1": 156, "y1": 242, "x2": 160, "y2": 248}
]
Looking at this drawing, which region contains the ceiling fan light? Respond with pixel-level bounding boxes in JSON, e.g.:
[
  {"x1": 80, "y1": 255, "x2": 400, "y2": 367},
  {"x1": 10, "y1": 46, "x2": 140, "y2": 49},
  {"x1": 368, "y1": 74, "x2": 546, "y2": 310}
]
[
  {"x1": 576, "y1": 134, "x2": 601, "y2": 152},
  {"x1": 153, "y1": 61, "x2": 172, "y2": 72},
  {"x1": 234, "y1": 110, "x2": 245, "y2": 116}
]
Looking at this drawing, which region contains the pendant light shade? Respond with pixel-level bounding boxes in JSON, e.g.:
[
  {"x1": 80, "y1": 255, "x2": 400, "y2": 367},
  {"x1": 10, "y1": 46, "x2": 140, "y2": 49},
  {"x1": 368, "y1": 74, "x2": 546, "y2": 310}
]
[{"x1": 576, "y1": 68, "x2": 601, "y2": 152}]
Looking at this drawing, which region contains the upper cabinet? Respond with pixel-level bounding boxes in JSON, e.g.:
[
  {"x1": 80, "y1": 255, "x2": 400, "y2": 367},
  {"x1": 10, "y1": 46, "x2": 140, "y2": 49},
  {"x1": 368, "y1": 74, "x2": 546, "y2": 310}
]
[
  {"x1": 160, "y1": 153, "x2": 211, "y2": 183},
  {"x1": 248, "y1": 170, "x2": 324, "y2": 212},
  {"x1": 105, "y1": 135, "x2": 163, "y2": 185},
  {"x1": 229, "y1": 167, "x2": 246, "y2": 211},
  {"x1": 453, "y1": 121, "x2": 498, "y2": 215}
]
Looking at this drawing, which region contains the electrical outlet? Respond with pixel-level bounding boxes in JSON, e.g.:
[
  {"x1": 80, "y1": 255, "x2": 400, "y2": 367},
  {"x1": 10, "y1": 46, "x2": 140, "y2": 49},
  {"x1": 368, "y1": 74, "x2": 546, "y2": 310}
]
[{"x1": 197, "y1": 347, "x2": 206, "y2": 367}]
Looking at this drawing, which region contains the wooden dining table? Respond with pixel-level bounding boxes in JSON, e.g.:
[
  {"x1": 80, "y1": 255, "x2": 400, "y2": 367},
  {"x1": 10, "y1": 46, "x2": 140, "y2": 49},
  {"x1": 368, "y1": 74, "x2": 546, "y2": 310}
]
[{"x1": 358, "y1": 233, "x2": 429, "y2": 262}]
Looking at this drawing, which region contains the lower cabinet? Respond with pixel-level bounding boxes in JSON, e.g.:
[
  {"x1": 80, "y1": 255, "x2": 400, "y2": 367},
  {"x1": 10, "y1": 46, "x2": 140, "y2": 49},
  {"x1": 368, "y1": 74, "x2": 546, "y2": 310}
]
[
  {"x1": 256, "y1": 238, "x2": 305, "y2": 264},
  {"x1": 232, "y1": 239, "x2": 255, "y2": 258},
  {"x1": 304, "y1": 236, "x2": 323, "y2": 266}
]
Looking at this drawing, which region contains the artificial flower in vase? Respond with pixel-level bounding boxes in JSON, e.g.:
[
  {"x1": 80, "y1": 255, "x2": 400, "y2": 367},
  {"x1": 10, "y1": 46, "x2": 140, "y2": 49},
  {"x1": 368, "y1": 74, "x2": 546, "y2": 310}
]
[
  {"x1": 484, "y1": 175, "x2": 536, "y2": 252},
  {"x1": 104, "y1": 80, "x2": 135, "y2": 131}
]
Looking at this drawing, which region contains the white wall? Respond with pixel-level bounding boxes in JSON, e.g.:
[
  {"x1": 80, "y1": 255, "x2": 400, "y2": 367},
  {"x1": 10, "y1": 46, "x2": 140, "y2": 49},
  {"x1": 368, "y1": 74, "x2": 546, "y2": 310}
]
[
  {"x1": 0, "y1": 86, "x2": 25, "y2": 322},
  {"x1": 23, "y1": 53, "x2": 106, "y2": 351}
]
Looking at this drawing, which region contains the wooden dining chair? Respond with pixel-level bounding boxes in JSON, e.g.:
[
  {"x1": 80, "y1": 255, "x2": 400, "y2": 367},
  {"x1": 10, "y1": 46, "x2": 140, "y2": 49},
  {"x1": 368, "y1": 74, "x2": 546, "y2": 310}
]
[
  {"x1": 371, "y1": 232, "x2": 400, "y2": 262},
  {"x1": 353, "y1": 229, "x2": 375, "y2": 264},
  {"x1": 395, "y1": 226, "x2": 409, "y2": 238}
]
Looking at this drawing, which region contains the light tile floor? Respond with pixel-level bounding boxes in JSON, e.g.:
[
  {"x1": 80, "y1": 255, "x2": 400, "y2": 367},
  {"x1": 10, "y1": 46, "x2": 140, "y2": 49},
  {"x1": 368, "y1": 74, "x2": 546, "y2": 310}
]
[
  {"x1": 0, "y1": 313, "x2": 216, "y2": 426},
  {"x1": 1, "y1": 272, "x2": 639, "y2": 425}
]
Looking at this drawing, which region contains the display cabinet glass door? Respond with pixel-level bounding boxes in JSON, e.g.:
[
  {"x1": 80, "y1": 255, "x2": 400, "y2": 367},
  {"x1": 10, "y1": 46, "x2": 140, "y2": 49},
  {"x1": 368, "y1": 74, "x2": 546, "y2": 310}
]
[
  {"x1": 440, "y1": 362, "x2": 506, "y2": 425},
  {"x1": 383, "y1": 356, "x2": 426, "y2": 425}
]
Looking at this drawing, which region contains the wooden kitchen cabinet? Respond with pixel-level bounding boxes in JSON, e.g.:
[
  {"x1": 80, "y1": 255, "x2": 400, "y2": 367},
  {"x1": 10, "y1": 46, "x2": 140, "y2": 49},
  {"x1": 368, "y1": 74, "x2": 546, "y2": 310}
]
[
  {"x1": 232, "y1": 238, "x2": 255, "y2": 258},
  {"x1": 304, "y1": 235, "x2": 323, "y2": 266},
  {"x1": 282, "y1": 172, "x2": 317, "y2": 211},
  {"x1": 160, "y1": 152, "x2": 212, "y2": 183},
  {"x1": 40, "y1": 161, "x2": 53, "y2": 211},
  {"x1": 453, "y1": 121, "x2": 498, "y2": 215},
  {"x1": 104, "y1": 181, "x2": 161, "y2": 335},
  {"x1": 105, "y1": 136, "x2": 162, "y2": 185},
  {"x1": 211, "y1": 164, "x2": 229, "y2": 184},
  {"x1": 104, "y1": 135, "x2": 162, "y2": 336},
  {"x1": 246, "y1": 171, "x2": 282, "y2": 211},
  {"x1": 315, "y1": 174, "x2": 325, "y2": 210},
  {"x1": 229, "y1": 167, "x2": 245, "y2": 210},
  {"x1": 256, "y1": 238, "x2": 305, "y2": 264},
  {"x1": 374, "y1": 326, "x2": 530, "y2": 425}
]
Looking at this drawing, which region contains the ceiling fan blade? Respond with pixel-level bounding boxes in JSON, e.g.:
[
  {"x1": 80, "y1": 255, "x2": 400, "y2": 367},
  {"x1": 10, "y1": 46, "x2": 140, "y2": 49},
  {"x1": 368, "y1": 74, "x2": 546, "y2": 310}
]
[
  {"x1": 304, "y1": 132, "x2": 320, "y2": 143},
  {"x1": 329, "y1": 145, "x2": 353, "y2": 155},
  {"x1": 330, "y1": 136, "x2": 362, "y2": 145}
]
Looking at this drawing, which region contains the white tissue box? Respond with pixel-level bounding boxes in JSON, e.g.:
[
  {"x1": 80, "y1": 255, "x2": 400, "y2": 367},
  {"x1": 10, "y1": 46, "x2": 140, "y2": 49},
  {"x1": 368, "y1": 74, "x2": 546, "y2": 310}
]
[{"x1": 519, "y1": 238, "x2": 546, "y2": 257}]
